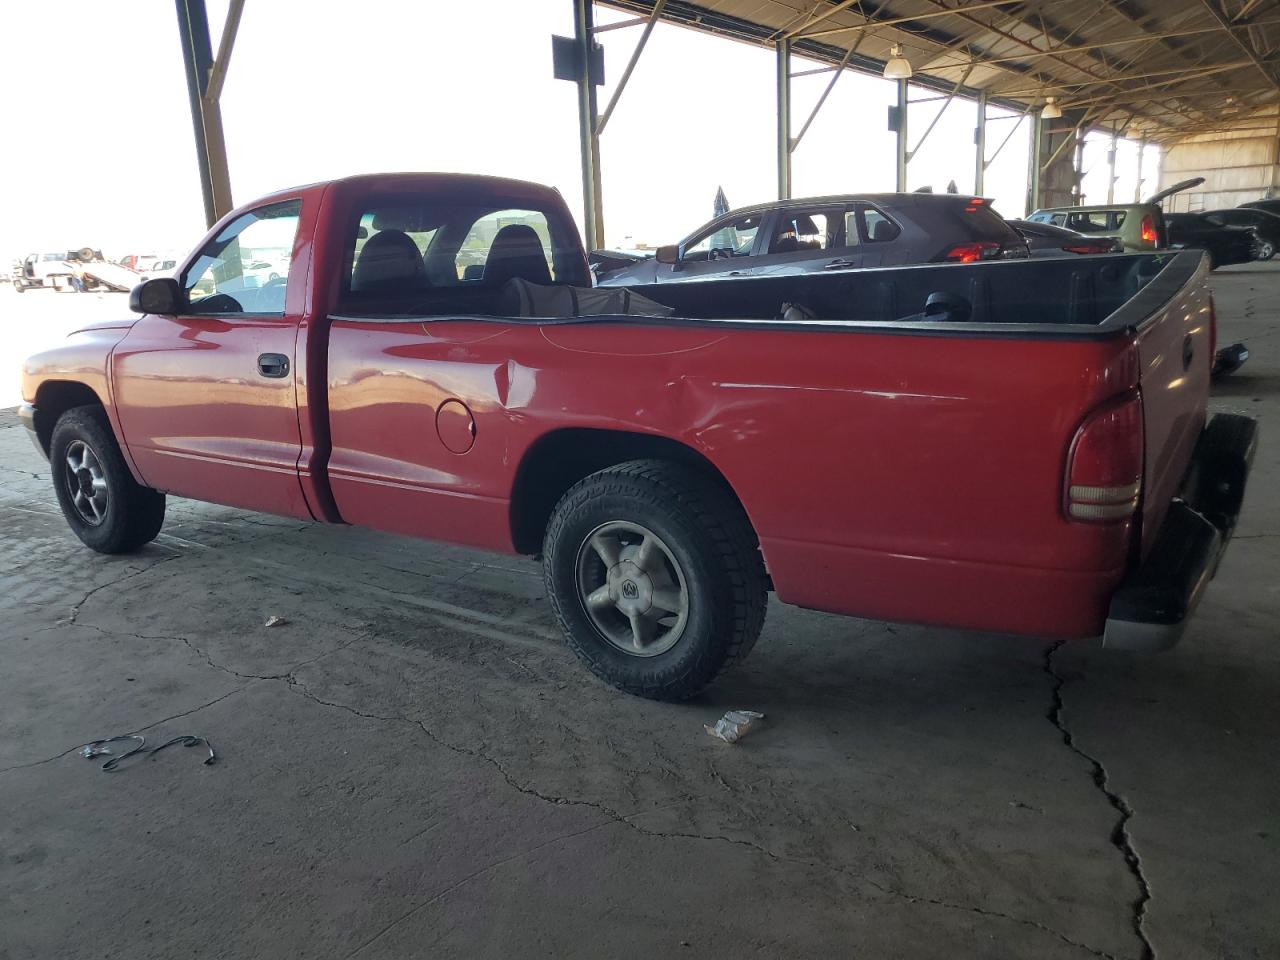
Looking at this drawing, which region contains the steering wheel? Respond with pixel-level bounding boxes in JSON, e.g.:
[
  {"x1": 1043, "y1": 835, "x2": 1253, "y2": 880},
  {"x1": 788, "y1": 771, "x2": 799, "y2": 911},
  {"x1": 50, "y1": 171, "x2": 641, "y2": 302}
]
[{"x1": 262, "y1": 276, "x2": 286, "y2": 290}]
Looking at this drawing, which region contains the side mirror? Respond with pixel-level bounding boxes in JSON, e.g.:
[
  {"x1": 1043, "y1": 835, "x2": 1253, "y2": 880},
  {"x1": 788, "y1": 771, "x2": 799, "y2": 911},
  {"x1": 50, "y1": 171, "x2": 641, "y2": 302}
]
[
  {"x1": 129, "y1": 277, "x2": 181, "y2": 315},
  {"x1": 655, "y1": 244, "x2": 679, "y2": 265}
]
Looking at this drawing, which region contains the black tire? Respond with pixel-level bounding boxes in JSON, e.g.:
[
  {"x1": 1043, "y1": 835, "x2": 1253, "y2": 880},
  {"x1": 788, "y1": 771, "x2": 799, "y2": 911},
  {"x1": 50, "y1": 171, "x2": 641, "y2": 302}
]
[
  {"x1": 50, "y1": 405, "x2": 165, "y2": 554},
  {"x1": 543, "y1": 460, "x2": 767, "y2": 700}
]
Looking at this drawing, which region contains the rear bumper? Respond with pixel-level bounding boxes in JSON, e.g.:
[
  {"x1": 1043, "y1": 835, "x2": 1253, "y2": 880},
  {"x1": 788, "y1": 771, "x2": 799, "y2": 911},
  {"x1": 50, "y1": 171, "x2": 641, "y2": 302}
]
[
  {"x1": 1104, "y1": 413, "x2": 1258, "y2": 651},
  {"x1": 18, "y1": 403, "x2": 46, "y2": 461}
]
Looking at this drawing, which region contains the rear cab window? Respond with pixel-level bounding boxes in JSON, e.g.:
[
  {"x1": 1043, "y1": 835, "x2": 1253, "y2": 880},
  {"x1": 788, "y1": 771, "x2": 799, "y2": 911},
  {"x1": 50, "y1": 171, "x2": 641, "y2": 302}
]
[{"x1": 339, "y1": 194, "x2": 587, "y2": 316}]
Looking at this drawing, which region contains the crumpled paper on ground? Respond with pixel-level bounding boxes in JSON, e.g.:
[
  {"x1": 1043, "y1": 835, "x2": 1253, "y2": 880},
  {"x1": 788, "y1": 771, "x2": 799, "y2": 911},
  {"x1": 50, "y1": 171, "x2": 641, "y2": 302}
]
[{"x1": 704, "y1": 710, "x2": 765, "y2": 744}]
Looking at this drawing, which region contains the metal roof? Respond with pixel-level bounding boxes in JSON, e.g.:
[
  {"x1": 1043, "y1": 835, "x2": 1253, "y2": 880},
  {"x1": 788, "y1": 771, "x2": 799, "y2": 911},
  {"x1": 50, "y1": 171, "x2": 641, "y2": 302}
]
[{"x1": 603, "y1": 0, "x2": 1280, "y2": 142}]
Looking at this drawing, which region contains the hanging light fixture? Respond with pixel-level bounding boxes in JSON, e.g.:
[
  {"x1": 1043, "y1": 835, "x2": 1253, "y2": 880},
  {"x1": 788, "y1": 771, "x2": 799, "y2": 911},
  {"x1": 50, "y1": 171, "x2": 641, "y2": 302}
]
[
  {"x1": 883, "y1": 44, "x2": 913, "y2": 80},
  {"x1": 1041, "y1": 96, "x2": 1063, "y2": 120}
]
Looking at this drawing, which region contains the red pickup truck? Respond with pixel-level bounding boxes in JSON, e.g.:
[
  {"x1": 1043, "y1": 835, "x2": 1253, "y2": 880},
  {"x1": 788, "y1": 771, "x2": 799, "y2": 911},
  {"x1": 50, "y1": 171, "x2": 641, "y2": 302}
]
[{"x1": 21, "y1": 174, "x2": 1256, "y2": 700}]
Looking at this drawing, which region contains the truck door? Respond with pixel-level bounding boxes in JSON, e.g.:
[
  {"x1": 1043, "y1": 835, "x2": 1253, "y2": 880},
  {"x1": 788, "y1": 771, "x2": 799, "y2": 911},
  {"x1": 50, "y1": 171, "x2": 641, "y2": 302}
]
[{"x1": 111, "y1": 199, "x2": 312, "y2": 519}]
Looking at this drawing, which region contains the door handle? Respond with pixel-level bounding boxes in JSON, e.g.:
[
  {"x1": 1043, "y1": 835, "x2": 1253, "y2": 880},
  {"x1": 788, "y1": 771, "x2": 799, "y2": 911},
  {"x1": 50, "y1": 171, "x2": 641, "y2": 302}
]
[
  {"x1": 823, "y1": 259, "x2": 855, "y2": 269},
  {"x1": 257, "y1": 353, "x2": 290, "y2": 378}
]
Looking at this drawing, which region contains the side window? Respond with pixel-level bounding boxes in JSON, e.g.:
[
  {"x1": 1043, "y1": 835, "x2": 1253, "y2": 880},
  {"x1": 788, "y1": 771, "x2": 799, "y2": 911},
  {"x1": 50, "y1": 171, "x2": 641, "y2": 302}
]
[
  {"x1": 767, "y1": 211, "x2": 831, "y2": 254},
  {"x1": 683, "y1": 214, "x2": 762, "y2": 262},
  {"x1": 1064, "y1": 209, "x2": 1116, "y2": 231},
  {"x1": 859, "y1": 206, "x2": 902, "y2": 243},
  {"x1": 1113, "y1": 211, "x2": 1127, "y2": 228},
  {"x1": 183, "y1": 200, "x2": 301, "y2": 315},
  {"x1": 457, "y1": 209, "x2": 556, "y2": 282}
]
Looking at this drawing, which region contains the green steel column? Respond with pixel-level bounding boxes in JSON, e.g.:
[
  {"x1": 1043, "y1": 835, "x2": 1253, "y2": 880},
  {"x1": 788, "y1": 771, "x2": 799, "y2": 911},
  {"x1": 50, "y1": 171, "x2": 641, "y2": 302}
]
[
  {"x1": 776, "y1": 39, "x2": 791, "y2": 199},
  {"x1": 572, "y1": 0, "x2": 604, "y2": 250},
  {"x1": 974, "y1": 90, "x2": 987, "y2": 195},
  {"x1": 1026, "y1": 110, "x2": 1043, "y2": 213},
  {"x1": 895, "y1": 79, "x2": 909, "y2": 192}
]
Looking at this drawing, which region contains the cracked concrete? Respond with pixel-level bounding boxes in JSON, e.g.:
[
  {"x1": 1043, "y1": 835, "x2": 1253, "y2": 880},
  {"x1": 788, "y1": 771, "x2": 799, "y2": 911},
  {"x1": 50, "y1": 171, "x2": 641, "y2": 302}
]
[{"x1": 1, "y1": 268, "x2": 1278, "y2": 959}]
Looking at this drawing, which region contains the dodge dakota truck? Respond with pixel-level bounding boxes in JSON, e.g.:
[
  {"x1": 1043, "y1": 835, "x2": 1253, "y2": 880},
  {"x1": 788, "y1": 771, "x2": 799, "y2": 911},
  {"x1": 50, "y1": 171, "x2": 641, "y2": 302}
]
[{"x1": 21, "y1": 173, "x2": 1257, "y2": 700}]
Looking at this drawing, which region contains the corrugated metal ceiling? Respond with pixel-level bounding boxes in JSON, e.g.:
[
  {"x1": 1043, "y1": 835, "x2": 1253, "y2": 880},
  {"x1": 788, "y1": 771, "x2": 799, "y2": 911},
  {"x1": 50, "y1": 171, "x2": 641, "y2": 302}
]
[{"x1": 604, "y1": 0, "x2": 1280, "y2": 141}]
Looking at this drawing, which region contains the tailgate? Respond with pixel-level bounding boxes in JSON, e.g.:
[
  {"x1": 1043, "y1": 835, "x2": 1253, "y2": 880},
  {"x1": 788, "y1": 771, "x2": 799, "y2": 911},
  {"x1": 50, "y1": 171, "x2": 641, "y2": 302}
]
[{"x1": 1134, "y1": 256, "x2": 1213, "y2": 555}]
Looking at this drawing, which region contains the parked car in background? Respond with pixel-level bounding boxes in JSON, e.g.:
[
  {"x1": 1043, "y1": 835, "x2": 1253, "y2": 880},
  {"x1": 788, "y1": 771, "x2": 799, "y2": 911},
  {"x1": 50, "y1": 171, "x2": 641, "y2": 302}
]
[
  {"x1": 1007, "y1": 219, "x2": 1123, "y2": 258},
  {"x1": 1164, "y1": 212, "x2": 1258, "y2": 269},
  {"x1": 1204, "y1": 208, "x2": 1280, "y2": 260},
  {"x1": 596, "y1": 193, "x2": 1029, "y2": 285},
  {"x1": 1027, "y1": 177, "x2": 1205, "y2": 251},
  {"x1": 1239, "y1": 198, "x2": 1280, "y2": 217},
  {"x1": 13, "y1": 252, "x2": 75, "y2": 292},
  {"x1": 119, "y1": 254, "x2": 156, "y2": 272}
]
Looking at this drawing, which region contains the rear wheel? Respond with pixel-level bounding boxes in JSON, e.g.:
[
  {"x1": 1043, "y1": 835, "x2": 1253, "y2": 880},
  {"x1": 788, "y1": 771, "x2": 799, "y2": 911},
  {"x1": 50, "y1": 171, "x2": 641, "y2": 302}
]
[
  {"x1": 50, "y1": 406, "x2": 165, "y2": 554},
  {"x1": 1258, "y1": 240, "x2": 1276, "y2": 261},
  {"x1": 543, "y1": 460, "x2": 767, "y2": 701}
]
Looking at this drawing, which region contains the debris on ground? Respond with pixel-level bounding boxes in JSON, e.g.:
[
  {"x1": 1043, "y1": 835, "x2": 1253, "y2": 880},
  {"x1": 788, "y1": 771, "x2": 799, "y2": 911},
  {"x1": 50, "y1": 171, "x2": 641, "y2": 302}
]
[
  {"x1": 704, "y1": 710, "x2": 765, "y2": 744},
  {"x1": 264, "y1": 615, "x2": 288, "y2": 627},
  {"x1": 79, "y1": 734, "x2": 216, "y2": 771}
]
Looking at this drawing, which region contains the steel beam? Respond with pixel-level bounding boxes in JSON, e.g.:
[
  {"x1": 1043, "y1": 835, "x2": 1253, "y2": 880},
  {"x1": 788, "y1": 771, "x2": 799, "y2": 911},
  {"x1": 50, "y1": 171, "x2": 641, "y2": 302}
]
[
  {"x1": 975, "y1": 91, "x2": 987, "y2": 195},
  {"x1": 777, "y1": 39, "x2": 791, "y2": 199},
  {"x1": 895, "y1": 79, "x2": 909, "y2": 192},
  {"x1": 791, "y1": 42, "x2": 857, "y2": 152},
  {"x1": 573, "y1": 0, "x2": 604, "y2": 249},
  {"x1": 907, "y1": 66, "x2": 973, "y2": 163},
  {"x1": 175, "y1": 0, "x2": 233, "y2": 227},
  {"x1": 1199, "y1": 0, "x2": 1280, "y2": 92},
  {"x1": 596, "y1": 0, "x2": 665, "y2": 135},
  {"x1": 797, "y1": 0, "x2": 1027, "y2": 40}
]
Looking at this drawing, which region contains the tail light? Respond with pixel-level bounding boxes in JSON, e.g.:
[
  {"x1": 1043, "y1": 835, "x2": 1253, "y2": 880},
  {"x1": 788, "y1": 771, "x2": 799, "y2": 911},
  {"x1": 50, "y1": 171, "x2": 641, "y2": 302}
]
[
  {"x1": 1063, "y1": 244, "x2": 1105, "y2": 255},
  {"x1": 1065, "y1": 390, "x2": 1144, "y2": 522},
  {"x1": 941, "y1": 241, "x2": 1001, "y2": 263},
  {"x1": 1140, "y1": 214, "x2": 1157, "y2": 244}
]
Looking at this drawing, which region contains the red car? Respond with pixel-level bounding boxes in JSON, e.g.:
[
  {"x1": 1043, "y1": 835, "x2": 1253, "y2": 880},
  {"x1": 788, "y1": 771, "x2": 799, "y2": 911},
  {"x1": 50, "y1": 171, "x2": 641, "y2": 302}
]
[{"x1": 20, "y1": 174, "x2": 1256, "y2": 700}]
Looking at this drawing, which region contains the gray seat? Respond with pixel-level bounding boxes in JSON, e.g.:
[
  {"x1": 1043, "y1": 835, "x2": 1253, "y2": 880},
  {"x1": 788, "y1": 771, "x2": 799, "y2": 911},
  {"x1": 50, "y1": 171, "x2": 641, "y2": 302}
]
[
  {"x1": 351, "y1": 230, "x2": 427, "y2": 292},
  {"x1": 482, "y1": 224, "x2": 552, "y2": 286}
]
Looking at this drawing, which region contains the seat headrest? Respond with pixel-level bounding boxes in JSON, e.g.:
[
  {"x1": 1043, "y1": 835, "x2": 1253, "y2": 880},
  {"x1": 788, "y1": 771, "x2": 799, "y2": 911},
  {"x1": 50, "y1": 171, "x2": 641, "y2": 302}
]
[
  {"x1": 483, "y1": 224, "x2": 552, "y2": 286},
  {"x1": 351, "y1": 230, "x2": 426, "y2": 293}
]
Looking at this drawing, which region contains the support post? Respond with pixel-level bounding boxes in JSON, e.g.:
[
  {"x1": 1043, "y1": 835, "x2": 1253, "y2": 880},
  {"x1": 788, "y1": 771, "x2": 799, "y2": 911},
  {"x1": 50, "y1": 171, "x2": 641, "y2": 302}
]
[
  {"x1": 1073, "y1": 126, "x2": 1086, "y2": 203},
  {"x1": 1026, "y1": 110, "x2": 1043, "y2": 213},
  {"x1": 572, "y1": 0, "x2": 604, "y2": 249},
  {"x1": 1106, "y1": 125, "x2": 1118, "y2": 204},
  {"x1": 895, "y1": 79, "x2": 909, "y2": 192},
  {"x1": 975, "y1": 91, "x2": 987, "y2": 195},
  {"x1": 1135, "y1": 138, "x2": 1146, "y2": 202},
  {"x1": 776, "y1": 39, "x2": 791, "y2": 199},
  {"x1": 175, "y1": 0, "x2": 234, "y2": 226}
]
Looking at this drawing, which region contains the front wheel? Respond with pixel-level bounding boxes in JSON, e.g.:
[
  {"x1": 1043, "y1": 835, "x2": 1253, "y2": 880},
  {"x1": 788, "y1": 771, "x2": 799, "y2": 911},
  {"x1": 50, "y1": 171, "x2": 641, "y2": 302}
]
[
  {"x1": 50, "y1": 406, "x2": 165, "y2": 553},
  {"x1": 543, "y1": 460, "x2": 767, "y2": 700}
]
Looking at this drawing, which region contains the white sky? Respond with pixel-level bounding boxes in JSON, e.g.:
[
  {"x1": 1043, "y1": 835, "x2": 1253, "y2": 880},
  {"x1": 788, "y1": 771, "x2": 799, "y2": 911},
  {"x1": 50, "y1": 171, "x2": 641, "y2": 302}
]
[{"x1": 0, "y1": 1, "x2": 1159, "y2": 262}]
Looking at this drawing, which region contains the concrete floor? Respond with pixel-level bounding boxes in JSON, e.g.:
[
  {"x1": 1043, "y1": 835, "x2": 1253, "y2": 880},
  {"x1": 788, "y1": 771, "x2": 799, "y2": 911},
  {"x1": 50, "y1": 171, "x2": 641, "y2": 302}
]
[{"x1": 0, "y1": 268, "x2": 1276, "y2": 960}]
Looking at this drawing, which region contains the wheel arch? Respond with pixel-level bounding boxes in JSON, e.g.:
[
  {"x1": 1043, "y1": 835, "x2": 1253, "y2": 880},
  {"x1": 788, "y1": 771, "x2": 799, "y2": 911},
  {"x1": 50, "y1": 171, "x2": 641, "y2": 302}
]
[
  {"x1": 32, "y1": 380, "x2": 105, "y2": 456},
  {"x1": 508, "y1": 428, "x2": 756, "y2": 555}
]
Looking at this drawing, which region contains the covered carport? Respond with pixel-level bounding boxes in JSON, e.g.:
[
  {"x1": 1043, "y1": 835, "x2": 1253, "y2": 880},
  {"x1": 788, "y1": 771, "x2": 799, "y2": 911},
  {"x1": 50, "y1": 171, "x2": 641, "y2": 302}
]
[
  {"x1": 2, "y1": 4, "x2": 1279, "y2": 960},
  {"x1": 173, "y1": 1, "x2": 1280, "y2": 245}
]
